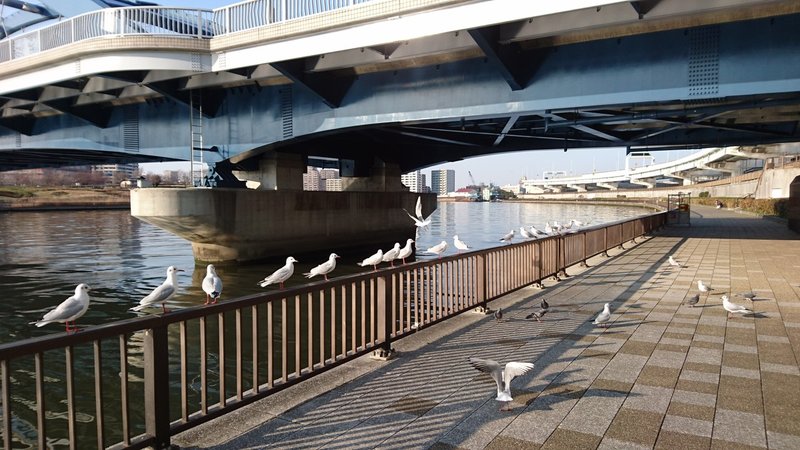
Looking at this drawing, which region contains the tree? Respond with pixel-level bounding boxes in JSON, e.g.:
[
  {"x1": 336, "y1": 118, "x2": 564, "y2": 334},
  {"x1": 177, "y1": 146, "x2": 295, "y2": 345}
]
[{"x1": 146, "y1": 174, "x2": 162, "y2": 187}]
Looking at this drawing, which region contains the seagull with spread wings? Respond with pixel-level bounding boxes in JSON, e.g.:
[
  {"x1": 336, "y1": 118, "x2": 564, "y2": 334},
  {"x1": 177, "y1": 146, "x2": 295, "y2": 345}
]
[{"x1": 469, "y1": 357, "x2": 535, "y2": 411}]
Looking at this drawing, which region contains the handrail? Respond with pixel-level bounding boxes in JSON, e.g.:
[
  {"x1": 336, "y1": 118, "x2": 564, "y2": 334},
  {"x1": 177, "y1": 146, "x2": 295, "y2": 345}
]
[
  {"x1": 0, "y1": 211, "x2": 666, "y2": 449},
  {"x1": 0, "y1": 1, "x2": 379, "y2": 64}
]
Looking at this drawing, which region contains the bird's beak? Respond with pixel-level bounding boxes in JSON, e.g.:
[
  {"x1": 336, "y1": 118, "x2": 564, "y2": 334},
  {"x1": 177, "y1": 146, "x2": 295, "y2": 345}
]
[{"x1": 176, "y1": 269, "x2": 185, "y2": 272}]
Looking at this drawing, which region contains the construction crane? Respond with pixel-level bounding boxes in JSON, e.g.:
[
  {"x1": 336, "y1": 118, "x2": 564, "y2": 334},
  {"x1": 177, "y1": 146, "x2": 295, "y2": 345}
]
[{"x1": 468, "y1": 170, "x2": 478, "y2": 188}]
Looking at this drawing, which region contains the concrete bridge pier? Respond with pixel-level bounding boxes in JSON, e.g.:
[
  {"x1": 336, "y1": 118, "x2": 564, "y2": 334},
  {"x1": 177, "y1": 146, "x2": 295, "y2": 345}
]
[
  {"x1": 131, "y1": 154, "x2": 434, "y2": 263},
  {"x1": 566, "y1": 184, "x2": 587, "y2": 192},
  {"x1": 596, "y1": 182, "x2": 618, "y2": 190},
  {"x1": 629, "y1": 179, "x2": 654, "y2": 189}
]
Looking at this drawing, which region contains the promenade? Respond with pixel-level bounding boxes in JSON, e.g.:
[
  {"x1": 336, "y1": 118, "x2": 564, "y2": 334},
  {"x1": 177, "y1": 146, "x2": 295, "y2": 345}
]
[{"x1": 176, "y1": 205, "x2": 800, "y2": 450}]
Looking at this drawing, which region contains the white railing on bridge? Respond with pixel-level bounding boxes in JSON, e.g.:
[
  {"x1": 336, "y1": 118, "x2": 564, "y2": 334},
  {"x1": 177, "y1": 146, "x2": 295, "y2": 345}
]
[{"x1": 0, "y1": 1, "x2": 378, "y2": 63}]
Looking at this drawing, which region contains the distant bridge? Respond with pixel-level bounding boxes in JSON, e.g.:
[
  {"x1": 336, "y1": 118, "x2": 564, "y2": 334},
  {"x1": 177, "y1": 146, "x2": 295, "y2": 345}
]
[{"x1": 521, "y1": 146, "x2": 785, "y2": 192}]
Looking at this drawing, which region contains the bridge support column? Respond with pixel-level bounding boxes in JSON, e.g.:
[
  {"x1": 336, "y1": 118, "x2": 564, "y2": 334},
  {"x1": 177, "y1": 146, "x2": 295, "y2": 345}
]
[
  {"x1": 566, "y1": 184, "x2": 587, "y2": 192},
  {"x1": 597, "y1": 182, "x2": 618, "y2": 190},
  {"x1": 341, "y1": 158, "x2": 407, "y2": 192},
  {"x1": 629, "y1": 179, "x2": 654, "y2": 189},
  {"x1": 232, "y1": 151, "x2": 304, "y2": 190}
]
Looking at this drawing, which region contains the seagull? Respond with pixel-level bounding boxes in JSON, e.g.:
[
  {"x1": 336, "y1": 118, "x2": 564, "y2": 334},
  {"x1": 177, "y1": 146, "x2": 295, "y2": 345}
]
[
  {"x1": 358, "y1": 249, "x2": 384, "y2": 272},
  {"x1": 425, "y1": 241, "x2": 448, "y2": 258},
  {"x1": 304, "y1": 253, "x2": 340, "y2": 281},
  {"x1": 31, "y1": 283, "x2": 91, "y2": 333},
  {"x1": 668, "y1": 256, "x2": 683, "y2": 268},
  {"x1": 722, "y1": 294, "x2": 753, "y2": 319},
  {"x1": 525, "y1": 309, "x2": 547, "y2": 322},
  {"x1": 529, "y1": 225, "x2": 547, "y2": 237},
  {"x1": 382, "y1": 243, "x2": 401, "y2": 267},
  {"x1": 697, "y1": 280, "x2": 712, "y2": 293},
  {"x1": 684, "y1": 293, "x2": 700, "y2": 308},
  {"x1": 453, "y1": 235, "x2": 470, "y2": 253},
  {"x1": 398, "y1": 239, "x2": 414, "y2": 264},
  {"x1": 402, "y1": 196, "x2": 433, "y2": 231},
  {"x1": 202, "y1": 264, "x2": 223, "y2": 305},
  {"x1": 519, "y1": 227, "x2": 533, "y2": 239},
  {"x1": 544, "y1": 222, "x2": 554, "y2": 235},
  {"x1": 570, "y1": 219, "x2": 585, "y2": 228},
  {"x1": 593, "y1": 302, "x2": 611, "y2": 327},
  {"x1": 494, "y1": 307, "x2": 503, "y2": 322},
  {"x1": 500, "y1": 230, "x2": 514, "y2": 244},
  {"x1": 468, "y1": 357, "x2": 535, "y2": 411},
  {"x1": 258, "y1": 257, "x2": 298, "y2": 289},
  {"x1": 540, "y1": 299, "x2": 550, "y2": 311},
  {"x1": 132, "y1": 266, "x2": 183, "y2": 313}
]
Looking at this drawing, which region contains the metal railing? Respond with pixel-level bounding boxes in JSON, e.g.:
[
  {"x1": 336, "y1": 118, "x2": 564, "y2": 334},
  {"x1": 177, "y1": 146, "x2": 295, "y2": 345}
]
[
  {"x1": 0, "y1": 212, "x2": 665, "y2": 449},
  {"x1": 0, "y1": 1, "x2": 380, "y2": 63}
]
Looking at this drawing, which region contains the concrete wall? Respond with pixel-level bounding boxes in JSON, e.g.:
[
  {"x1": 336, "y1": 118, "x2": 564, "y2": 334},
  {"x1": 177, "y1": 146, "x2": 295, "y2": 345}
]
[{"x1": 131, "y1": 188, "x2": 437, "y2": 263}]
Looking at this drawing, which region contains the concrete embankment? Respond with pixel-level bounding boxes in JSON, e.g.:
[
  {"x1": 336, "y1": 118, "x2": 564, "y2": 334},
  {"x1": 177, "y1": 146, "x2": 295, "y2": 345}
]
[{"x1": 0, "y1": 188, "x2": 130, "y2": 211}]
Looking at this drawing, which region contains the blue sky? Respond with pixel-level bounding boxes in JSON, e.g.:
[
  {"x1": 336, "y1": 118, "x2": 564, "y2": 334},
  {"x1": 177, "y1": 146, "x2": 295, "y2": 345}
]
[{"x1": 145, "y1": 0, "x2": 701, "y2": 187}]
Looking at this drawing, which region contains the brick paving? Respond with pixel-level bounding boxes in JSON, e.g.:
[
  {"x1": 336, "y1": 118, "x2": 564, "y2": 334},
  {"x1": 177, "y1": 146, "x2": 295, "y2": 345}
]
[{"x1": 177, "y1": 205, "x2": 800, "y2": 449}]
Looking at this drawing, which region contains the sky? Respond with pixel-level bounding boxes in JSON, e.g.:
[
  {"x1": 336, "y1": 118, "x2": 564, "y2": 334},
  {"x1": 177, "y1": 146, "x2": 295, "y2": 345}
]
[{"x1": 139, "y1": 0, "x2": 702, "y2": 188}]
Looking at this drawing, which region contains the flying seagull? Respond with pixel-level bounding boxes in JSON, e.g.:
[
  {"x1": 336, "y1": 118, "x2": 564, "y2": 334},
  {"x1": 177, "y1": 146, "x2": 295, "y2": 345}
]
[
  {"x1": 132, "y1": 266, "x2": 183, "y2": 313},
  {"x1": 403, "y1": 196, "x2": 433, "y2": 230},
  {"x1": 31, "y1": 283, "x2": 91, "y2": 333},
  {"x1": 304, "y1": 253, "x2": 339, "y2": 281},
  {"x1": 258, "y1": 257, "x2": 298, "y2": 289},
  {"x1": 397, "y1": 239, "x2": 414, "y2": 264},
  {"x1": 683, "y1": 293, "x2": 700, "y2": 308},
  {"x1": 453, "y1": 235, "x2": 470, "y2": 253},
  {"x1": 593, "y1": 302, "x2": 611, "y2": 327},
  {"x1": 722, "y1": 295, "x2": 753, "y2": 319},
  {"x1": 358, "y1": 249, "x2": 384, "y2": 272},
  {"x1": 468, "y1": 357, "x2": 535, "y2": 411},
  {"x1": 202, "y1": 264, "x2": 223, "y2": 305}
]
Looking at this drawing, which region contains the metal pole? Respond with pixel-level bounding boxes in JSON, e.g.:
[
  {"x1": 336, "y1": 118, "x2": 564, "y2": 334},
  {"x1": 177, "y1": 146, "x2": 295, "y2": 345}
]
[{"x1": 144, "y1": 326, "x2": 171, "y2": 448}]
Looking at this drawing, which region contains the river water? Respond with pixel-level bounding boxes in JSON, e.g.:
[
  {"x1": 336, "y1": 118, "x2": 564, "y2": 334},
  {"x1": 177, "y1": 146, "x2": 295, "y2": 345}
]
[{"x1": 0, "y1": 201, "x2": 649, "y2": 447}]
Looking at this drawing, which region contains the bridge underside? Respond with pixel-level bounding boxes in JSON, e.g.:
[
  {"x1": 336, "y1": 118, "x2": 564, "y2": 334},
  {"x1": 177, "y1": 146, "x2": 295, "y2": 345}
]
[{"x1": 1, "y1": 3, "x2": 800, "y2": 173}]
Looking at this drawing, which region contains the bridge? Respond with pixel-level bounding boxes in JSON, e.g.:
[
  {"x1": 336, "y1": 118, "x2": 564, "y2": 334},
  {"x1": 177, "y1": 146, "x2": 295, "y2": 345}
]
[
  {"x1": 1, "y1": 0, "x2": 799, "y2": 261},
  {"x1": 521, "y1": 145, "x2": 785, "y2": 192}
]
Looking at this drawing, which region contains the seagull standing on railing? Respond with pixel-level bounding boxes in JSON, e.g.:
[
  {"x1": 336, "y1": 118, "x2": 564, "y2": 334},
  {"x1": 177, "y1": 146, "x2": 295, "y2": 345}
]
[
  {"x1": 468, "y1": 357, "x2": 535, "y2": 411},
  {"x1": 202, "y1": 264, "x2": 223, "y2": 305},
  {"x1": 519, "y1": 227, "x2": 533, "y2": 239},
  {"x1": 453, "y1": 235, "x2": 470, "y2": 253},
  {"x1": 530, "y1": 225, "x2": 547, "y2": 237},
  {"x1": 258, "y1": 257, "x2": 298, "y2": 289},
  {"x1": 304, "y1": 253, "x2": 339, "y2": 281},
  {"x1": 398, "y1": 239, "x2": 414, "y2": 264},
  {"x1": 31, "y1": 283, "x2": 91, "y2": 333},
  {"x1": 132, "y1": 266, "x2": 182, "y2": 313},
  {"x1": 425, "y1": 241, "x2": 448, "y2": 258},
  {"x1": 500, "y1": 230, "x2": 514, "y2": 244},
  {"x1": 358, "y1": 249, "x2": 384, "y2": 272},
  {"x1": 382, "y1": 243, "x2": 401, "y2": 267}
]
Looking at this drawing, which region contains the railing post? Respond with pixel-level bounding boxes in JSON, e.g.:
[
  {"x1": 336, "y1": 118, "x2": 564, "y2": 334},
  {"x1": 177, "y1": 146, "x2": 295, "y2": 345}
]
[
  {"x1": 144, "y1": 325, "x2": 171, "y2": 449},
  {"x1": 373, "y1": 275, "x2": 394, "y2": 359},
  {"x1": 476, "y1": 253, "x2": 487, "y2": 311}
]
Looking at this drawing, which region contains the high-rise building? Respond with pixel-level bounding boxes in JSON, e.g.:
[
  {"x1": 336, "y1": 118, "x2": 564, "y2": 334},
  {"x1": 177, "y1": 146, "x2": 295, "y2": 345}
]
[
  {"x1": 430, "y1": 169, "x2": 455, "y2": 195},
  {"x1": 303, "y1": 167, "x2": 321, "y2": 190},
  {"x1": 324, "y1": 178, "x2": 343, "y2": 191},
  {"x1": 400, "y1": 170, "x2": 425, "y2": 192},
  {"x1": 319, "y1": 168, "x2": 340, "y2": 191},
  {"x1": 91, "y1": 163, "x2": 137, "y2": 184}
]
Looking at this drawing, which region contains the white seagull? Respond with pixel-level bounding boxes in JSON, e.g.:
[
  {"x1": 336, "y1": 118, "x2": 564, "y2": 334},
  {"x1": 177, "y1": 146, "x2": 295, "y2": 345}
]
[
  {"x1": 382, "y1": 243, "x2": 401, "y2": 267},
  {"x1": 132, "y1": 266, "x2": 183, "y2": 313},
  {"x1": 358, "y1": 249, "x2": 384, "y2": 272},
  {"x1": 570, "y1": 219, "x2": 585, "y2": 228},
  {"x1": 519, "y1": 227, "x2": 533, "y2": 239},
  {"x1": 697, "y1": 280, "x2": 712, "y2": 293},
  {"x1": 593, "y1": 302, "x2": 611, "y2": 327},
  {"x1": 398, "y1": 239, "x2": 414, "y2": 264},
  {"x1": 722, "y1": 295, "x2": 753, "y2": 319},
  {"x1": 468, "y1": 357, "x2": 535, "y2": 411},
  {"x1": 544, "y1": 222, "x2": 554, "y2": 235},
  {"x1": 402, "y1": 196, "x2": 433, "y2": 230},
  {"x1": 500, "y1": 230, "x2": 514, "y2": 244},
  {"x1": 304, "y1": 253, "x2": 340, "y2": 281},
  {"x1": 258, "y1": 257, "x2": 298, "y2": 289},
  {"x1": 31, "y1": 283, "x2": 91, "y2": 333},
  {"x1": 529, "y1": 225, "x2": 547, "y2": 237},
  {"x1": 668, "y1": 256, "x2": 683, "y2": 268},
  {"x1": 425, "y1": 240, "x2": 448, "y2": 258},
  {"x1": 202, "y1": 264, "x2": 223, "y2": 305},
  {"x1": 453, "y1": 235, "x2": 470, "y2": 253}
]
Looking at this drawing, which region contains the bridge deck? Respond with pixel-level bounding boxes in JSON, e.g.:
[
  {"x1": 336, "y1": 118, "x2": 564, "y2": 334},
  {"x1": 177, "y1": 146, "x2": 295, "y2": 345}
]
[{"x1": 175, "y1": 205, "x2": 800, "y2": 450}]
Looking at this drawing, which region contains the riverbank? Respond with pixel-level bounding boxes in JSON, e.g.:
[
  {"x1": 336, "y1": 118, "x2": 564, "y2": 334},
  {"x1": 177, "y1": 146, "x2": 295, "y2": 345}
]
[{"x1": 0, "y1": 187, "x2": 130, "y2": 211}]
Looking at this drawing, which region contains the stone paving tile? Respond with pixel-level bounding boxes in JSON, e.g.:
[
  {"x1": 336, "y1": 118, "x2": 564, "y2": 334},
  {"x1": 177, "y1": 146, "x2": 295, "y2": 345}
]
[
  {"x1": 540, "y1": 428, "x2": 601, "y2": 450},
  {"x1": 655, "y1": 430, "x2": 711, "y2": 449},
  {"x1": 603, "y1": 408, "x2": 663, "y2": 447},
  {"x1": 712, "y1": 409, "x2": 768, "y2": 448},
  {"x1": 662, "y1": 413, "x2": 713, "y2": 437},
  {"x1": 558, "y1": 388, "x2": 626, "y2": 436}
]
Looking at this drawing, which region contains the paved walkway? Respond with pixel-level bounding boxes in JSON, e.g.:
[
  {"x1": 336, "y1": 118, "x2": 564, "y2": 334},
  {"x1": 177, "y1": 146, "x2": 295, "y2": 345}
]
[{"x1": 176, "y1": 205, "x2": 800, "y2": 450}]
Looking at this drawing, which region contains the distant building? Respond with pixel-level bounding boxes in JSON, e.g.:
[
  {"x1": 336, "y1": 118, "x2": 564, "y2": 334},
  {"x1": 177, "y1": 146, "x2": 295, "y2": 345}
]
[
  {"x1": 319, "y1": 168, "x2": 340, "y2": 191},
  {"x1": 430, "y1": 169, "x2": 455, "y2": 195},
  {"x1": 325, "y1": 178, "x2": 342, "y2": 191},
  {"x1": 303, "y1": 167, "x2": 321, "y2": 190},
  {"x1": 92, "y1": 163, "x2": 137, "y2": 185},
  {"x1": 401, "y1": 170, "x2": 425, "y2": 192}
]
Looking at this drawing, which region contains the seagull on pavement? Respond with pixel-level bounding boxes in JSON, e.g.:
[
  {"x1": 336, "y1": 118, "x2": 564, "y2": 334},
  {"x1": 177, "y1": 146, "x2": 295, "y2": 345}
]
[
  {"x1": 593, "y1": 302, "x2": 611, "y2": 327},
  {"x1": 683, "y1": 293, "x2": 700, "y2": 308},
  {"x1": 468, "y1": 357, "x2": 535, "y2": 411},
  {"x1": 398, "y1": 239, "x2": 414, "y2": 264},
  {"x1": 500, "y1": 230, "x2": 514, "y2": 244},
  {"x1": 132, "y1": 266, "x2": 183, "y2": 313},
  {"x1": 403, "y1": 196, "x2": 433, "y2": 231},
  {"x1": 258, "y1": 257, "x2": 298, "y2": 289},
  {"x1": 304, "y1": 253, "x2": 339, "y2": 281},
  {"x1": 525, "y1": 309, "x2": 547, "y2": 322},
  {"x1": 425, "y1": 241, "x2": 448, "y2": 258},
  {"x1": 722, "y1": 295, "x2": 753, "y2": 319},
  {"x1": 698, "y1": 280, "x2": 712, "y2": 293},
  {"x1": 668, "y1": 256, "x2": 684, "y2": 268},
  {"x1": 202, "y1": 264, "x2": 223, "y2": 305},
  {"x1": 31, "y1": 283, "x2": 91, "y2": 333},
  {"x1": 358, "y1": 249, "x2": 384, "y2": 272},
  {"x1": 382, "y1": 243, "x2": 401, "y2": 267},
  {"x1": 453, "y1": 235, "x2": 470, "y2": 253}
]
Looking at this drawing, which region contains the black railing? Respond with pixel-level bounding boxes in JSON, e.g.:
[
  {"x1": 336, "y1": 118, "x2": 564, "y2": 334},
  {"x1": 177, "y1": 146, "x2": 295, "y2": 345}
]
[{"x1": 0, "y1": 212, "x2": 666, "y2": 449}]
